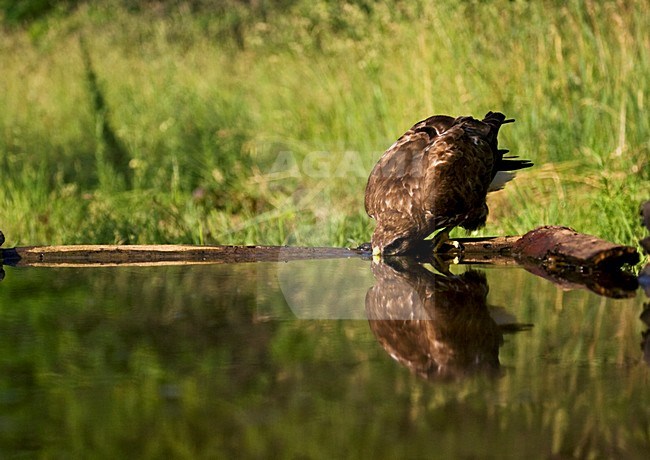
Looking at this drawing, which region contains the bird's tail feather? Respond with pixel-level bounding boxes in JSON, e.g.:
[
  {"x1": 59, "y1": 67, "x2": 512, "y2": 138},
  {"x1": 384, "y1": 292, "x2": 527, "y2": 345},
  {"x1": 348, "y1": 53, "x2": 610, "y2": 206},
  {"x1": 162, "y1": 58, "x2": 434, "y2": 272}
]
[
  {"x1": 499, "y1": 158, "x2": 534, "y2": 171},
  {"x1": 489, "y1": 159, "x2": 533, "y2": 192},
  {"x1": 482, "y1": 111, "x2": 533, "y2": 191},
  {"x1": 488, "y1": 171, "x2": 515, "y2": 192}
]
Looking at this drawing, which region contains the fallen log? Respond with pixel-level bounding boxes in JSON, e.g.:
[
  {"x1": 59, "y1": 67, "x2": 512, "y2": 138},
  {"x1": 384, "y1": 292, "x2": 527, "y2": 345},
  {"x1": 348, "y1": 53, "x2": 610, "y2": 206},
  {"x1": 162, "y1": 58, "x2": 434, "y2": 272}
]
[
  {"x1": 0, "y1": 244, "x2": 363, "y2": 267},
  {"x1": 0, "y1": 226, "x2": 639, "y2": 271},
  {"x1": 510, "y1": 226, "x2": 639, "y2": 298},
  {"x1": 418, "y1": 226, "x2": 639, "y2": 298},
  {"x1": 428, "y1": 226, "x2": 639, "y2": 273},
  {"x1": 0, "y1": 227, "x2": 640, "y2": 298},
  {"x1": 512, "y1": 225, "x2": 639, "y2": 270}
]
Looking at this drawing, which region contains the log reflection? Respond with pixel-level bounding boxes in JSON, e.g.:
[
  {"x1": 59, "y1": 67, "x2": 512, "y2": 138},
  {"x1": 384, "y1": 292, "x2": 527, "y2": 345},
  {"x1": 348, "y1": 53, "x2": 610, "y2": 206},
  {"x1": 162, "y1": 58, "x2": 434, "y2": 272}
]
[{"x1": 366, "y1": 258, "x2": 531, "y2": 381}]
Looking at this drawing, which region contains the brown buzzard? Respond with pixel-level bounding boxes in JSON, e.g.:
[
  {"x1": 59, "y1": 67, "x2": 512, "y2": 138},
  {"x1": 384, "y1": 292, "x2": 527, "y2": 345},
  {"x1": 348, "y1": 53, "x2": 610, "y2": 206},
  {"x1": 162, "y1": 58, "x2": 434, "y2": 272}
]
[{"x1": 365, "y1": 111, "x2": 533, "y2": 255}]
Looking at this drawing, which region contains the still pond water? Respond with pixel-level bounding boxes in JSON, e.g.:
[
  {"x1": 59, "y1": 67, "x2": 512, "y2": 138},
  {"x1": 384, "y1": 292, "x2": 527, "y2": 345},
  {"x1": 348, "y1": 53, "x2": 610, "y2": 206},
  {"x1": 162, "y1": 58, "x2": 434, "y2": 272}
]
[{"x1": 0, "y1": 257, "x2": 648, "y2": 458}]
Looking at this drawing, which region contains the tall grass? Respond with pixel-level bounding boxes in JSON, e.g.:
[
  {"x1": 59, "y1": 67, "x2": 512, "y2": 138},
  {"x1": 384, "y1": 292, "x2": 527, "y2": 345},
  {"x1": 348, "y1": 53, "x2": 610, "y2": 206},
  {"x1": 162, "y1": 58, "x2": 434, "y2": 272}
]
[{"x1": 0, "y1": 0, "x2": 648, "y2": 248}]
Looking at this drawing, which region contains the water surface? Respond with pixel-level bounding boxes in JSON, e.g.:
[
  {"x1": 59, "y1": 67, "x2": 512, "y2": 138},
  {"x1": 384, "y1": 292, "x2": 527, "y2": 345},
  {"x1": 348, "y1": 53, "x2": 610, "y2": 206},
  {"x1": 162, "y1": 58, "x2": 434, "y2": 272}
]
[{"x1": 0, "y1": 258, "x2": 648, "y2": 458}]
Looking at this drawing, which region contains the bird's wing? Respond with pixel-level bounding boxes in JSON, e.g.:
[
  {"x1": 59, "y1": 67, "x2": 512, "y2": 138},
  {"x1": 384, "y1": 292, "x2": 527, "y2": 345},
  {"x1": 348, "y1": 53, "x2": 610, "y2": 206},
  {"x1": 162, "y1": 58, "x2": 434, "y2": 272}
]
[
  {"x1": 420, "y1": 122, "x2": 495, "y2": 229},
  {"x1": 365, "y1": 115, "x2": 459, "y2": 218},
  {"x1": 411, "y1": 115, "x2": 457, "y2": 136},
  {"x1": 365, "y1": 130, "x2": 432, "y2": 219}
]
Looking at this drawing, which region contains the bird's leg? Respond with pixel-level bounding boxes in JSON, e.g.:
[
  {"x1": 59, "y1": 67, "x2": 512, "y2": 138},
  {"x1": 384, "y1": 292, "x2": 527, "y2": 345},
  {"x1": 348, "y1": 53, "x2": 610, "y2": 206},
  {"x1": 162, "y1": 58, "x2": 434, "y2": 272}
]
[
  {"x1": 430, "y1": 227, "x2": 454, "y2": 253},
  {"x1": 431, "y1": 227, "x2": 460, "y2": 253}
]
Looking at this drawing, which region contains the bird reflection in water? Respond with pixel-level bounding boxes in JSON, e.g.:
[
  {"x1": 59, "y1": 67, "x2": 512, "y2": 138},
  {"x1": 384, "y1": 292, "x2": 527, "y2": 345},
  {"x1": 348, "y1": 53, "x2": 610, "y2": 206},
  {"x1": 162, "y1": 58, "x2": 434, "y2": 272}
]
[{"x1": 366, "y1": 258, "x2": 532, "y2": 381}]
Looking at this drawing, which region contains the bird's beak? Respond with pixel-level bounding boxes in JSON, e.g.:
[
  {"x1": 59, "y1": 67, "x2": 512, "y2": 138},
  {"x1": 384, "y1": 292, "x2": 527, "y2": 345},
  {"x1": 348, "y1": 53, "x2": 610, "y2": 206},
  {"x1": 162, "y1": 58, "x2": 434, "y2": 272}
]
[{"x1": 372, "y1": 245, "x2": 382, "y2": 263}]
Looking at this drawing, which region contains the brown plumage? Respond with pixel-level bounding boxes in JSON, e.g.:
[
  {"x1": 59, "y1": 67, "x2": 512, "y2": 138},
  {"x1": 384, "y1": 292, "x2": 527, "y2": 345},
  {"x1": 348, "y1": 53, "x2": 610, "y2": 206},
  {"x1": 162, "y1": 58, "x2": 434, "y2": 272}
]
[
  {"x1": 366, "y1": 258, "x2": 532, "y2": 381},
  {"x1": 365, "y1": 111, "x2": 533, "y2": 255}
]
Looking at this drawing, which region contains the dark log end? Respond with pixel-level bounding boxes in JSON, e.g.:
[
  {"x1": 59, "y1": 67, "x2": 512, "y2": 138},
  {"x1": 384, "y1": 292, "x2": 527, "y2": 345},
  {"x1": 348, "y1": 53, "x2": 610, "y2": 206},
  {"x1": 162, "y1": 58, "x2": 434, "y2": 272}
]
[{"x1": 512, "y1": 225, "x2": 639, "y2": 270}]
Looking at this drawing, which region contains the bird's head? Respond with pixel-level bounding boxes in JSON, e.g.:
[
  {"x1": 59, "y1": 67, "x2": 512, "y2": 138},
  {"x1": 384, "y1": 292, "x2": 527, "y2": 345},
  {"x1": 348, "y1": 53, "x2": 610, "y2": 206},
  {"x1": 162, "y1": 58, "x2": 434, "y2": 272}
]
[{"x1": 371, "y1": 228, "x2": 415, "y2": 256}]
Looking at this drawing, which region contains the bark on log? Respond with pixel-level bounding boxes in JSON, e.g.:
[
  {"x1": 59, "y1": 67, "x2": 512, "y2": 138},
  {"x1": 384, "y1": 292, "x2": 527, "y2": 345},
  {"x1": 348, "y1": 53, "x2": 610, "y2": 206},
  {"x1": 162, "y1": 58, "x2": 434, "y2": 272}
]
[
  {"x1": 511, "y1": 226, "x2": 639, "y2": 298},
  {"x1": 512, "y1": 226, "x2": 639, "y2": 270},
  {"x1": 0, "y1": 226, "x2": 640, "y2": 298},
  {"x1": 0, "y1": 244, "x2": 363, "y2": 267},
  {"x1": 0, "y1": 226, "x2": 639, "y2": 272}
]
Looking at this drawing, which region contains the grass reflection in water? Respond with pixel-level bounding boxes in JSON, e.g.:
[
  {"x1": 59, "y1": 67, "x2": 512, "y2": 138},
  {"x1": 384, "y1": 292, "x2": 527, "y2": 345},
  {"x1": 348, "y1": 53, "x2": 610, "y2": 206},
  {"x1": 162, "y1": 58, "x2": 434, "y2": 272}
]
[{"x1": 0, "y1": 260, "x2": 647, "y2": 458}]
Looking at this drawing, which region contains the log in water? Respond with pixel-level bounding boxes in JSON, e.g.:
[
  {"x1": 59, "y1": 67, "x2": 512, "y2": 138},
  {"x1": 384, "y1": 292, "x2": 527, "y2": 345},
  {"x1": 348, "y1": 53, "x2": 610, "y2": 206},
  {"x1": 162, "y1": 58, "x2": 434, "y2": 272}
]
[
  {"x1": 0, "y1": 226, "x2": 639, "y2": 269},
  {"x1": 0, "y1": 244, "x2": 363, "y2": 267},
  {"x1": 0, "y1": 226, "x2": 640, "y2": 298}
]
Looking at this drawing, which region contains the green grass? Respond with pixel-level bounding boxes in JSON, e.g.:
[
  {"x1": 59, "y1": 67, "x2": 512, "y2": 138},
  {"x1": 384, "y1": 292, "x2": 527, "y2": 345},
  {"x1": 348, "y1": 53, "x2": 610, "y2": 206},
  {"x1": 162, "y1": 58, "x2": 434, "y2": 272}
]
[{"x1": 0, "y1": 0, "x2": 648, "y2": 250}]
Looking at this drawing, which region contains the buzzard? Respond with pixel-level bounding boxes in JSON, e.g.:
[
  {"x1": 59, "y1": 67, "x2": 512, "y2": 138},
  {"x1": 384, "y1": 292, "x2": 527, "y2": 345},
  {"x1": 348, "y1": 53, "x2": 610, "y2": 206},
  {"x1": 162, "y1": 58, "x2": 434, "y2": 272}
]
[{"x1": 365, "y1": 111, "x2": 533, "y2": 255}]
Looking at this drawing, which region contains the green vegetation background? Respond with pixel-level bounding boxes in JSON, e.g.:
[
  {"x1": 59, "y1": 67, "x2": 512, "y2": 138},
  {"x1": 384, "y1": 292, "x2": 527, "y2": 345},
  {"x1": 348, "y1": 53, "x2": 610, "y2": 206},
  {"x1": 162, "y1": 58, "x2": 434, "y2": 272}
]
[
  {"x1": 1, "y1": 260, "x2": 648, "y2": 458},
  {"x1": 1, "y1": 3, "x2": 650, "y2": 458},
  {"x1": 1, "y1": 0, "x2": 648, "y2": 248}
]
